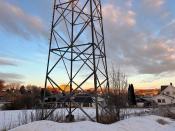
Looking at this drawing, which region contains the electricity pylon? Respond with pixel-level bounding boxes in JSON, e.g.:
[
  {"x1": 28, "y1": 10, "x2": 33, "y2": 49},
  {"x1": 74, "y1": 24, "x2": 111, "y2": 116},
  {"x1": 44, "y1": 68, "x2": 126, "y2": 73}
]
[{"x1": 43, "y1": 0, "x2": 110, "y2": 122}]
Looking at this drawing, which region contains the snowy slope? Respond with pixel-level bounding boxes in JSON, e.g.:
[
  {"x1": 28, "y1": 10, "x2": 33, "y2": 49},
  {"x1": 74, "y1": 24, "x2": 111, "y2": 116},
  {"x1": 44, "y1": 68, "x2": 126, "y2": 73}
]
[
  {"x1": 0, "y1": 108, "x2": 95, "y2": 130},
  {"x1": 0, "y1": 108, "x2": 150, "y2": 130},
  {"x1": 10, "y1": 115, "x2": 175, "y2": 131}
]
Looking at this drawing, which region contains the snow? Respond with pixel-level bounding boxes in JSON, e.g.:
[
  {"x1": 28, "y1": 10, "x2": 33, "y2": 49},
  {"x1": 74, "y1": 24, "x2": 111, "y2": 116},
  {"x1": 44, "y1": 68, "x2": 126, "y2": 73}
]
[
  {"x1": 9, "y1": 115, "x2": 175, "y2": 131},
  {"x1": 0, "y1": 108, "x2": 95, "y2": 130},
  {"x1": 0, "y1": 110, "x2": 35, "y2": 130},
  {"x1": 0, "y1": 108, "x2": 152, "y2": 130}
]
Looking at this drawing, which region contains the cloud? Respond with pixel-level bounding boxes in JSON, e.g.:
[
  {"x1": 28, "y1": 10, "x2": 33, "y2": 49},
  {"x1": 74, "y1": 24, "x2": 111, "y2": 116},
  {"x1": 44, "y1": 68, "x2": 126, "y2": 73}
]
[
  {"x1": 160, "y1": 19, "x2": 175, "y2": 39},
  {"x1": 135, "y1": 39, "x2": 175, "y2": 74},
  {"x1": 102, "y1": 4, "x2": 136, "y2": 27},
  {"x1": 0, "y1": 57, "x2": 17, "y2": 66},
  {"x1": 0, "y1": 1, "x2": 47, "y2": 40},
  {"x1": 0, "y1": 72, "x2": 24, "y2": 81},
  {"x1": 125, "y1": 0, "x2": 133, "y2": 8},
  {"x1": 142, "y1": 0, "x2": 165, "y2": 9},
  {"x1": 104, "y1": 21, "x2": 175, "y2": 75},
  {"x1": 0, "y1": 57, "x2": 24, "y2": 81},
  {"x1": 138, "y1": 0, "x2": 170, "y2": 23},
  {"x1": 102, "y1": 3, "x2": 175, "y2": 75}
]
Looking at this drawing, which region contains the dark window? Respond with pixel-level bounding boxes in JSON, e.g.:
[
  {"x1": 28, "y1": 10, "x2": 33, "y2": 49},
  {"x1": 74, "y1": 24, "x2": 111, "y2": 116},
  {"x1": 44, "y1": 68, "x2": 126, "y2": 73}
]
[
  {"x1": 158, "y1": 99, "x2": 161, "y2": 103},
  {"x1": 162, "y1": 99, "x2": 165, "y2": 103}
]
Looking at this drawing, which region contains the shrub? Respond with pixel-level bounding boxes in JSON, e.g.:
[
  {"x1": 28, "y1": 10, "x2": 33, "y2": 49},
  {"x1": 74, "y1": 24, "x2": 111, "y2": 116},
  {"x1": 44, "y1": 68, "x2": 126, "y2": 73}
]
[
  {"x1": 2, "y1": 94, "x2": 41, "y2": 110},
  {"x1": 99, "y1": 113, "x2": 119, "y2": 124}
]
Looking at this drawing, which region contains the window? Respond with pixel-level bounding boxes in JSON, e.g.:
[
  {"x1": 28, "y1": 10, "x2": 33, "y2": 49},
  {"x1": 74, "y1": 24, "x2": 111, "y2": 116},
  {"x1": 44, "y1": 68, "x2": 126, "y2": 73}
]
[
  {"x1": 162, "y1": 99, "x2": 166, "y2": 103},
  {"x1": 158, "y1": 99, "x2": 161, "y2": 103}
]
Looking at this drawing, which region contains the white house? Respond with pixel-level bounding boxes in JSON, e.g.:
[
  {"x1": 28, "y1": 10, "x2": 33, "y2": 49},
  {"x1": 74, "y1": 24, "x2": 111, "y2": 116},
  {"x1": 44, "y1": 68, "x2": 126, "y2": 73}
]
[{"x1": 153, "y1": 83, "x2": 175, "y2": 105}]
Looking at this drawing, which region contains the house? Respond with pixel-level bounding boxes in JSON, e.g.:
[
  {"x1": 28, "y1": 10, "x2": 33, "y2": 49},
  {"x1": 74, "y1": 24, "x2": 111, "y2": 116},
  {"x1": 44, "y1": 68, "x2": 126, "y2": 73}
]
[
  {"x1": 136, "y1": 96, "x2": 153, "y2": 107},
  {"x1": 74, "y1": 94, "x2": 93, "y2": 107},
  {"x1": 153, "y1": 83, "x2": 175, "y2": 105},
  {"x1": 44, "y1": 93, "x2": 107, "y2": 108}
]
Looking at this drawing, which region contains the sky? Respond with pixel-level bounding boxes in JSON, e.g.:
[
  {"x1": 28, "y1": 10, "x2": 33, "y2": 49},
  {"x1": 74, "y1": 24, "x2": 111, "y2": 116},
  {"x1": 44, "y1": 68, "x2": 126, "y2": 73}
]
[{"x1": 0, "y1": 0, "x2": 175, "y2": 89}]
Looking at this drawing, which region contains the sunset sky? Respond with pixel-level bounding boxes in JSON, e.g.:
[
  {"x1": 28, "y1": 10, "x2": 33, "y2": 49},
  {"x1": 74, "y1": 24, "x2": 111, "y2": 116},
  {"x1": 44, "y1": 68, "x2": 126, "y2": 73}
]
[{"x1": 1, "y1": 0, "x2": 175, "y2": 89}]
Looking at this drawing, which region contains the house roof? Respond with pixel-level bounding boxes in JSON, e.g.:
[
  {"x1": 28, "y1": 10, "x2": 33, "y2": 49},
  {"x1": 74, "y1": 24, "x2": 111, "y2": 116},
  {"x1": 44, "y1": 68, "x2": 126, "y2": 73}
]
[
  {"x1": 160, "y1": 85, "x2": 175, "y2": 94},
  {"x1": 161, "y1": 85, "x2": 168, "y2": 91}
]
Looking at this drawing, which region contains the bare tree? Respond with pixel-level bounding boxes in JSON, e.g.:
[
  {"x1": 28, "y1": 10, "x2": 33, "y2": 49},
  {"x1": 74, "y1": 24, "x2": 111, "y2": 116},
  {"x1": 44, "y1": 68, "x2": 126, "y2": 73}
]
[
  {"x1": 109, "y1": 66, "x2": 128, "y2": 108},
  {"x1": 103, "y1": 66, "x2": 128, "y2": 122},
  {"x1": 100, "y1": 65, "x2": 128, "y2": 123},
  {"x1": 0, "y1": 79, "x2": 5, "y2": 91},
  {"x1": 7, "y1": 82, "x2": 21, "y2": 89}
]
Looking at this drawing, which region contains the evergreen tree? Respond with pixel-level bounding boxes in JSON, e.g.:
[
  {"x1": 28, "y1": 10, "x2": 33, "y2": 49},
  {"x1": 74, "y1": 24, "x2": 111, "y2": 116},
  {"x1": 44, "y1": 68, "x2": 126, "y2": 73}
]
[{"x1": 128, "y1": 84, "x2": 136, "y2": 106}]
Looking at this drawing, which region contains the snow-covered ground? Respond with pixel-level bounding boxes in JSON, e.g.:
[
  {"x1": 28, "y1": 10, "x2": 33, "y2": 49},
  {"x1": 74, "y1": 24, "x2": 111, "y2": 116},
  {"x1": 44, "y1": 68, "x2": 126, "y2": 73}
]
[
  {"x1": 0, "y1": 108, "x2": 96, "y2": 130},
  {"x1": 0, "y1": 108, "x2": 154, "y2": 130},
  {"x1": 9, "y1": 115, "x2": 175, "y2": 131}
]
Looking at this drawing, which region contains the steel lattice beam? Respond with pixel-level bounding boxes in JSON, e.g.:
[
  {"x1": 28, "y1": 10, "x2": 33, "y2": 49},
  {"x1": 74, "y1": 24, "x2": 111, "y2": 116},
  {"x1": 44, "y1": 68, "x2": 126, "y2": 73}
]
[{"x1": 43, "y1": 0, "x2": 110, "y2": 122}]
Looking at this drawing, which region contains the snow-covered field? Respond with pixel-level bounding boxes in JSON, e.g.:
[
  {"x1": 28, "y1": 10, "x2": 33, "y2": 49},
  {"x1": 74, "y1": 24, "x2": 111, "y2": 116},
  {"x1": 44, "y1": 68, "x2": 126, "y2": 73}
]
[
  {"x1": 0, "y1": 108, "x2": 96, "y2": 130},
  {"x1": 9, "y1": 115, "x2": 175, "y2": 131},
  {"x1": 0, "y1": 108, "x2": 163, "y2": 131}
]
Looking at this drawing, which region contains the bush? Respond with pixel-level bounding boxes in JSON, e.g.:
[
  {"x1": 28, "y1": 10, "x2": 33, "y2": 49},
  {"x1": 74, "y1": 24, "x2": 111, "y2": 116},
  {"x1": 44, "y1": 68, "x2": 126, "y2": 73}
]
[
  {"x1": 2, "y1": 86, "x2": 42, "y2": 110},
  {"x1": 97, "y1": 94, "x2": 120, "y2": 124},
  {"x1": 151, "y1": 106, "x2": 175, "y2": 120},
  {"x1": 99, "y1": 113, "x2": 119, "y2": 124},
  {"x1": 2, "y1": 94, "x2": 41, "y2": 110}
]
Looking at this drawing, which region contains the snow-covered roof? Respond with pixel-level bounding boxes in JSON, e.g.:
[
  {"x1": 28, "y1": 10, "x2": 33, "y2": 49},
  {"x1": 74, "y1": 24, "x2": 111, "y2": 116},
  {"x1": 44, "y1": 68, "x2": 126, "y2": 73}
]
[{"x1": 160, "y1": 85, "x2": 175, "y2": 94}]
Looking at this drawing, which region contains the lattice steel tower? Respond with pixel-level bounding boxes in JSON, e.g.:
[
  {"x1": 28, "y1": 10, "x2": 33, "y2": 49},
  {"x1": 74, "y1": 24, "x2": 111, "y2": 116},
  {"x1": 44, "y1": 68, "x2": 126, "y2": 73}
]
[{"x1": 44, "y1": 0, "x2": 110, "y2": 122}]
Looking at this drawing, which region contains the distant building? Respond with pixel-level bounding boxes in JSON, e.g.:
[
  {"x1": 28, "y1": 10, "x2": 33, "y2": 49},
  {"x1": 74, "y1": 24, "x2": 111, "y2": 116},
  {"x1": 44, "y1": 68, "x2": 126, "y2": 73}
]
[
  {"x1": 44, "y1": 93, "x2": 94, "y2": 108},
  {"x1": 153, "y1": 83, "x2": 175, "y2": 105},
  {"x1": 136, "y1": 96, "x2": 154, "y2": 107}
]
